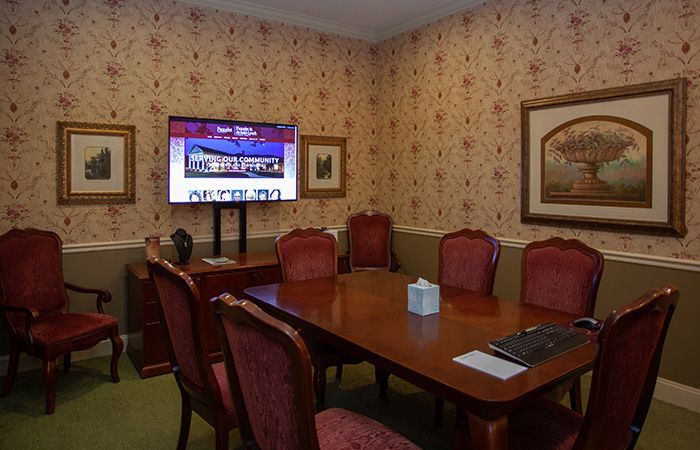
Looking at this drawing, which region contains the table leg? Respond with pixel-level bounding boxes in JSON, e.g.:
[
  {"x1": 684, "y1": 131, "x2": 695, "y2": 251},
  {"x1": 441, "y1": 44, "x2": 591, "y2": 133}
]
[{"x1": 466, "y1": 413, "x2": 508, "y2": 450}]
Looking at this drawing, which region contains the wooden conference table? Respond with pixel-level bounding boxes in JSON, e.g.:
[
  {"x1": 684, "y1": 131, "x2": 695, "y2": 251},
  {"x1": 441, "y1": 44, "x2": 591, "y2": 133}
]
[{"x1": 243, "y1": 271, "x2": 596, "y2": 450}]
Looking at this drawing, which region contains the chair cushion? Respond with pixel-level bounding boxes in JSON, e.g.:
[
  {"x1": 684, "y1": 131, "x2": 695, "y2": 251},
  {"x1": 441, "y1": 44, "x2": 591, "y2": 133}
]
[
  {"x1": 508, "y1": 397, "x2": 582, "y2": 450},
  {"x1": 316, "y1": 407, "x2": 420, "y2": 449},
  {"x1": 19, "y1": 312, "x2": 117, "y2": 347},
  {"x1": 212, "y1": 362, "x2": 234, "y2": 414}
]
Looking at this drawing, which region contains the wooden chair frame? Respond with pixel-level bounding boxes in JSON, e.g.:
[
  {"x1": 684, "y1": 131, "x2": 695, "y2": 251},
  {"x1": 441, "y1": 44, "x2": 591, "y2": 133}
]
[
  {"x1": 573, "y1": 285, "x2": 679, "y2": 450},
  {"x1": 214, "y1": 295, "x2": 322, "y2": 449},
  {"x1": 147, "y1": 257, "x2": 236, "y2": 450},
  {"x1": 0, "y1": 228, "x2": 122, "y2": 415}
]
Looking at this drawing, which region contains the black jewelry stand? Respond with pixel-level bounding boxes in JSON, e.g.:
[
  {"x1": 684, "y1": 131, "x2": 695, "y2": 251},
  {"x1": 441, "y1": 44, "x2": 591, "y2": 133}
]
[{"x1": 213, "y1": 202, "x2": 247, "y2": 256}]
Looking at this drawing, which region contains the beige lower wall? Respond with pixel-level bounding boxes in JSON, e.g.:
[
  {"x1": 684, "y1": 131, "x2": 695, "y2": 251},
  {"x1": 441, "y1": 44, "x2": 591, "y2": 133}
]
[
  {"x1": 393, "y1": 231, "x2": 700, "y2": 390},
  {"x1": 0, "y1": 231, "x2": 349, "y2": 355}
]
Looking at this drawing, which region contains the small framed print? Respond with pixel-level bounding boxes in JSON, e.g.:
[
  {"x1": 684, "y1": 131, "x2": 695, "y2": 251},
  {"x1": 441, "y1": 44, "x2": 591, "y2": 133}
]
[
  {"x1": 300, "y1": 135, "x2": 346, "y2": 198},
  {"x1": 57, "y1": 121, "x2": 136, "y2": 205}
]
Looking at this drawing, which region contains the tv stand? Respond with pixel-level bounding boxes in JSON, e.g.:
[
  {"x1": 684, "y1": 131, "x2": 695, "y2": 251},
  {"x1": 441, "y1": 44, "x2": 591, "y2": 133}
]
[{"x1": 213, "y1": 202, "x2": 246, "y2": 255}]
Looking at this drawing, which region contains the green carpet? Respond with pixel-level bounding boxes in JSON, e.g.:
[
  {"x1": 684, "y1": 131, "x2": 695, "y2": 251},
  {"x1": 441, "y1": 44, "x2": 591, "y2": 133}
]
[{"x1": 1, "y1": 356, "x2": 699, "y2": 449}]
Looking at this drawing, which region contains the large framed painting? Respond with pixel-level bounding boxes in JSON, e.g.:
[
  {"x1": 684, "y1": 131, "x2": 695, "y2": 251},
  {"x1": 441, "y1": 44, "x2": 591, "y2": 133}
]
[
  {"x1": 57, "y1": 121, "x2": 136, "y2": 205},
  {"x1": 299, "y1": 135, "x2": 346, "y2": 198},
  {"x1": 521, "y1": 78, "x2": 686, "y2": 236}
]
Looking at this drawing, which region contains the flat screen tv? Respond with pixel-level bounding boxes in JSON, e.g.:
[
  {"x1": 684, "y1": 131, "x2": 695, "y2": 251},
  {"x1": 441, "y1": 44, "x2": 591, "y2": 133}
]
[{"x1": 168, "y1": 116, "x2": 298, "y2": 203}]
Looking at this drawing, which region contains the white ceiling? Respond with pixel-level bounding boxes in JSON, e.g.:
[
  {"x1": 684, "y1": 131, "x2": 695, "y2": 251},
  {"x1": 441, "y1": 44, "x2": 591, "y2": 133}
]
[{"x1": 181, "y1": 0, "x2": 482, "y2": 41}]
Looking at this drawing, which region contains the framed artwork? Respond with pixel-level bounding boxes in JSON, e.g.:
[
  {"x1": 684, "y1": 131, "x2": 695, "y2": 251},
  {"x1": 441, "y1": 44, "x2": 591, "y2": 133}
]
[
  {"x1": 299, "y1": 135, "x2": 346, "y2": 198},
  {"x1": 521, "y1": 78, "x2": 686, "y2": 236},
  {"x1": 56, "y1": 121, "x2": 136, "y2": 205}
]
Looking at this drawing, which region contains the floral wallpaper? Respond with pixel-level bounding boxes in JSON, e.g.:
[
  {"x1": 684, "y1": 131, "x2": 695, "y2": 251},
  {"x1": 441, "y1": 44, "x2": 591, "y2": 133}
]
[
  {"x1": 0, "y1": 0, "x2": 379, "y2": 243},
  {"x1": 1, "y1": 0, "x2": 699, "y2": 261},
  {"x1": 375, "y1": 0, "x2": 700, "y2": 260}
]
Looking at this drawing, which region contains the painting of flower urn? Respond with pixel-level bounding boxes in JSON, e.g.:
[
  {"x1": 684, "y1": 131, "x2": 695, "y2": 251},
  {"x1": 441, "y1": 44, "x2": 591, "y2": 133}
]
[{"x1": 541, "y1": 115, "x2": 652, "y2": 207}]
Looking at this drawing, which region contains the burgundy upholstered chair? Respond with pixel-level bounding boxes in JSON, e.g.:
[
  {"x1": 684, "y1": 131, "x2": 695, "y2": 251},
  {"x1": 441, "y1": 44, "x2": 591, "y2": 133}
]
[
  {"x1": 213, "y1": 295, "x2": 421, "y2": 450},
  {"x1": 507, "y1": 285, "x2": 679, "y2": 450},
  {"x1": 0, "y1": 228, "x2": 122, "y2": 415},
  {"x1": 520, "y1": 237, "x2": 603, "y2": 412},
  {"x1": 347, "y1": 211, "x2": 401, "y2": 401},
  {"x1": 434, "y1": 228, "x2": 500, "y2": 426},
  {"x1": 147, "y1": 258, "x2": 236, "y2": 450},
  {"x1": 276, "y1": 228, "x2": 363, "y2": 411},
  {"x1": 438, "y1": 228, "x2": 500, "y2": 294},
  {"x1": 347, "y1": 210, "x2": 395, "y2": 272}
]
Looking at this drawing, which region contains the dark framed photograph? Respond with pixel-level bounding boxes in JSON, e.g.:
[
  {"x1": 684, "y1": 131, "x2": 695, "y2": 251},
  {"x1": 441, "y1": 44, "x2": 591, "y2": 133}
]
[
  {"x1": 299, "y1": 135, "x2": 346, "y2": 198},
  {"x1": 56, "y1": 121, "x2": 136, "y2": 205},
  {"x1": 521, "y1": 78, "x2": 686, "y2": 236}
]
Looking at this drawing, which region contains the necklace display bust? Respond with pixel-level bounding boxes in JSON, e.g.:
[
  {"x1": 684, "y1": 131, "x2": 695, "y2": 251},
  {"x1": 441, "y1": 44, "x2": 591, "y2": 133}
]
[{"x1": 170, "y1": 228, "x2": 193, "y2": 265}]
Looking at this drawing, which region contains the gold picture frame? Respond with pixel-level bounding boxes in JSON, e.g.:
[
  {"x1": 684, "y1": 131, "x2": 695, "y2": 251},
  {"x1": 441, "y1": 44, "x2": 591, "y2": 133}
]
[
  {"x1": 299, "y1": 135, "x2": 346, "y2": 198},
  {"x1": 521, "y1": 78, "x2": 686, "y2": 236},
  {"x1": 56, "y1": 121, "x2": 136, "y2": 205}
]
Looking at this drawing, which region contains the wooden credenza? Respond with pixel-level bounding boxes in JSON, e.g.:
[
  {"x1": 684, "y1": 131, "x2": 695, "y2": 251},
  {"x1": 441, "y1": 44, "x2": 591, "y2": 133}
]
[{"x1": 126, "y1": 251, "x2": 349, "y2": 378}]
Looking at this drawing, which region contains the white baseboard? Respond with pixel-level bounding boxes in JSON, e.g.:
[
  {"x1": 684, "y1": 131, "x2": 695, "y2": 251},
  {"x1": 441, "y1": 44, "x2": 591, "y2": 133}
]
[
  {"x1": 655, "y1": 377, "x2": 700, "y2": 413},
  {"x1": 0, "y1": 334, "x2": 129, "y2": 375}
]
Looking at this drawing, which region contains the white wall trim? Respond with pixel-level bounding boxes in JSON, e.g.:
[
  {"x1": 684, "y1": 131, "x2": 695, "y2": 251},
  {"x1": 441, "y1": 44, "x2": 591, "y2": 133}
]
[
  {"x1": 62, "y1": 224, "x2": 700, "y2": 272},
  {"x1": 393, "y1": 225, "x2": 700, "y2": 273},
  {"x1": 179, "y1": 0, "x2": 482, "y2": 42},
  {"x1": 655, "y1": 377, "x2": 700, "y2": 413},
  {"x1": 61, "y1": 225, "x2": 348, "y2": 254},
  {"x1": 0, "y1": 334, "x2": 129, "y2": 375}
]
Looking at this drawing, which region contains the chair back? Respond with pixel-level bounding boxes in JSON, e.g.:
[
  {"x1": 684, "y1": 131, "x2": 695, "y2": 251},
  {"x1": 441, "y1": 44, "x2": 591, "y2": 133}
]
[
  {"x1": 521, "y1": 237, "x2": 603, "y2": 316},
  {"x1": 573, "y1": 285, "x2": 679, "y2": 450},
  {"x1": 0, "y1": 229, "x2": 69, "y2": 331},
  {"x1": 214, "y1": 295, "x2": 320, "y2": 450},
  {"x1": 438, "y1": 229, "x2": 500, "y2": 295},
  {"x1": 276, "y1": 228, "x2": 337, "y2": 282},
  {"x1": 147, "y1": 258, "x2": 221, "y2": 399},
  {"x1": 347, "y1": 210, "x2": 393, "y2": 271}
]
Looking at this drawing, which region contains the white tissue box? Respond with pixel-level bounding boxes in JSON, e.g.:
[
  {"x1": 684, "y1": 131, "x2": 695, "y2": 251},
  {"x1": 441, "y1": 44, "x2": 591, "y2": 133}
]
[{"x1": 408, "y1": 282, "x2": 440, "y2": 316}]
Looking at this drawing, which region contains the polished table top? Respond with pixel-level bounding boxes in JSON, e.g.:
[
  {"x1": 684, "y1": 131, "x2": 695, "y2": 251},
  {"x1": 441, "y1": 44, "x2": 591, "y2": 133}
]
[{"x1": 243, "y1": 271, "x2": 595, "y2": 420}]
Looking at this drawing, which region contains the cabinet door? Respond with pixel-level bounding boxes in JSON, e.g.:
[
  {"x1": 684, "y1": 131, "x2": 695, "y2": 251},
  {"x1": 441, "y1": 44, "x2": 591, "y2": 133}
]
[
  {"x1": 198, "y1": 271, "x2": 249, "y2": 353},
  {"x1": 200, "y1": 271, "x2": 248, "y2": 301},
  {"x1": 246, "y1": 266, "x2": 282, "y2": 289}
]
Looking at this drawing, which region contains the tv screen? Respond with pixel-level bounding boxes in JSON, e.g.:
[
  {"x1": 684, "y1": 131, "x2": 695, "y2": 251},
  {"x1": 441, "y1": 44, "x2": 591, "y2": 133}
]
[{"x1": 168, "y1": 116, "x2": 298, "y2": 203}]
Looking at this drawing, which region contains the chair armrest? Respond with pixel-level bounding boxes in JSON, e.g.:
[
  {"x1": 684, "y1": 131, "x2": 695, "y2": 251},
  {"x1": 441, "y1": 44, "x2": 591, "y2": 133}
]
[
  {"x1": 390, "y1": 251, "x2": 402, "y2": 273},
  {"x1": 65, "y1": 282, "x2": 112, "y2": 314},
  {"x1": 0, "y1": 304, "x2": 40, "y2": 319},
  {"x1": 0, "y1": 304, "x2": 40, "y2": 344}
]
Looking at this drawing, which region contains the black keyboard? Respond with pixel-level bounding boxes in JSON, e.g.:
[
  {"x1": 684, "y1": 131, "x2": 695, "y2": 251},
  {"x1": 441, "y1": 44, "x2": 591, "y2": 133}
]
[{"x1": 488, "y1": 322, "x2": 590, "y2": 367}]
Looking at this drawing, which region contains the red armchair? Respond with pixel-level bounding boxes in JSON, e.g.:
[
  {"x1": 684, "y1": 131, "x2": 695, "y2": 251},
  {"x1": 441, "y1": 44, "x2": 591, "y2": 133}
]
[
  {"x1": 147, "y1": 257, "x2": 236, "y2": 450},
  {"x1": 0, "y1": 228, "x2": 122, "y2": 414},
  {"x1": 213, "y1": 295, "x2": 420, "y2": 449},
  {"x1": 276, "y1": 228, "x2": 364, "y2": 411},
  {"x1": 520, "y1": 237, "x2": 603, "y2": 412},
  {"x1": 507, "y1": 285, "x2": 679, "y2": 450}
]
